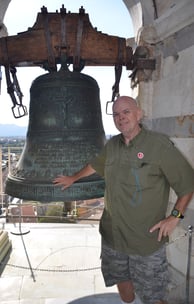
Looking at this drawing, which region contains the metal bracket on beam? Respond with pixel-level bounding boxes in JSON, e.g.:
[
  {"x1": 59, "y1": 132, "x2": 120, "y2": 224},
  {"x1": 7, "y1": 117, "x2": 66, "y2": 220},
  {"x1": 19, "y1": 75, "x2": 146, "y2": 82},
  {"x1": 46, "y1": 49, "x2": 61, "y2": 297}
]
[
  {"x1": 134, "y1": 58, "x2": 156, "y2": 70},
  {"x1": 129, "y1": 45, "x2": 156, "y2": 87}
]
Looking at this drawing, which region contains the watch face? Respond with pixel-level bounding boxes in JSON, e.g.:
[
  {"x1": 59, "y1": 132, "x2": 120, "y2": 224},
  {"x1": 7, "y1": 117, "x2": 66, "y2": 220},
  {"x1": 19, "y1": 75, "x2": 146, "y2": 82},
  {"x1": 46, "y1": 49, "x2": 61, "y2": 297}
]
[
  {"x1": 172, "y1": 209, "x2": 179, "y2": 217},
  {"x1": 171, "y1": 209, "x2": 184, "y2": 218}
]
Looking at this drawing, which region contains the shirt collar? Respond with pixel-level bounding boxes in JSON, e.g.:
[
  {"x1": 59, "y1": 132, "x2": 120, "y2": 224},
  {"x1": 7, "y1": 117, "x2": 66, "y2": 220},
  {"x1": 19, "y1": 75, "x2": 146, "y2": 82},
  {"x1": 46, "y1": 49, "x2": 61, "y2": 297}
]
[{"x1": 119, "y1": 126, "x2": 147, "y2": 147}]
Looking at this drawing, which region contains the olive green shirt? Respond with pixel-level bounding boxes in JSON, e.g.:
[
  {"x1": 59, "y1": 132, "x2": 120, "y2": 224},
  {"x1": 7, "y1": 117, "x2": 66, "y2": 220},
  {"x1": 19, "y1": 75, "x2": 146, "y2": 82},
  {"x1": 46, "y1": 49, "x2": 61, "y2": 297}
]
[{"x1": 91, "y1": 127, "x2": 194, "y2": 256}]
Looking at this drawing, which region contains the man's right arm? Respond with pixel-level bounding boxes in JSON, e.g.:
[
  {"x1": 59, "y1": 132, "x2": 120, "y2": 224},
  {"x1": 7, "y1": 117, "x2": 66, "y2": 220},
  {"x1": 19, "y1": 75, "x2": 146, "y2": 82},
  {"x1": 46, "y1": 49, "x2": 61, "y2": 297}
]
[{"x1": 52, "y1": 164, "x2": 96, "y2": 190}]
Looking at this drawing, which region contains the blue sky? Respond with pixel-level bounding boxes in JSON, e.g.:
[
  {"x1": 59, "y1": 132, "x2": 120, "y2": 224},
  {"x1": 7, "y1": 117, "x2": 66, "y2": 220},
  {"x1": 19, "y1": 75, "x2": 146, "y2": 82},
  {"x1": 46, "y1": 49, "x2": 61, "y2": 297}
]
[{"x1": 1, "y1": 0, "x2": 134, "y2": 134}]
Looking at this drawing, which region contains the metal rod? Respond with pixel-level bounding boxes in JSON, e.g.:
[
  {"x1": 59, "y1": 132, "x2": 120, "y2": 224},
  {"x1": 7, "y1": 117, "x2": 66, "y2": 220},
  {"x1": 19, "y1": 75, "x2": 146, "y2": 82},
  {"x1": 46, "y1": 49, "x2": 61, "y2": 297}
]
[
  {"x1": 186, "y1": 225, "x2": 193, "y2": 304},
  {"x1": 12, "y1": 200, "x2": 36, "y2": 282},
  {"x1": 20, "y1": 230, "x2": 36, "y2": 282},
  {"x1": 19, "y1": 200, "x2": 36, "y2": 282}
]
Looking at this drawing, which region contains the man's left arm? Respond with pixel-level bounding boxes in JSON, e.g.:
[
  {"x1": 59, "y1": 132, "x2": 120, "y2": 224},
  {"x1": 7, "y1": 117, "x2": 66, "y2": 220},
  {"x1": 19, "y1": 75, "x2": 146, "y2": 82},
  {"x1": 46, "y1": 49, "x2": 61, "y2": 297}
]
[{"x1": 150, "y1": 192, "x2": 194, "y2": 242}]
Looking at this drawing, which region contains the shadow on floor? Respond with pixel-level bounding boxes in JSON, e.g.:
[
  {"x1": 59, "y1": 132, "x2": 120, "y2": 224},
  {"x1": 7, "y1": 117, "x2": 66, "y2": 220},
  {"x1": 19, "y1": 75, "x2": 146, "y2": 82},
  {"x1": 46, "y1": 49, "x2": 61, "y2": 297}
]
[{"x1": 67, "y1": 293, "x2": 120, "y2": 304}]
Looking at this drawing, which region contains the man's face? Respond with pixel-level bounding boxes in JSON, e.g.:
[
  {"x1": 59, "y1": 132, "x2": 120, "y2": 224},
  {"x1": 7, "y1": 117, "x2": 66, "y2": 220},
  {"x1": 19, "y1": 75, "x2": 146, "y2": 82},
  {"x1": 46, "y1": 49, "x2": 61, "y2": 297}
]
[{"x1": 112, "y1": 98, "x2": 142, "y2": 137}]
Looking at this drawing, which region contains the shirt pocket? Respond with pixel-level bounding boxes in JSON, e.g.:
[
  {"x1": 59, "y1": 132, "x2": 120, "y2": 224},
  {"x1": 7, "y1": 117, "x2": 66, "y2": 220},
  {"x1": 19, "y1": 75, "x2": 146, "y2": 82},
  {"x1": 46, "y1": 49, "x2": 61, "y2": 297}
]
[{"x1": 119, "y1": 160, "x2": 161, "y2": 190}]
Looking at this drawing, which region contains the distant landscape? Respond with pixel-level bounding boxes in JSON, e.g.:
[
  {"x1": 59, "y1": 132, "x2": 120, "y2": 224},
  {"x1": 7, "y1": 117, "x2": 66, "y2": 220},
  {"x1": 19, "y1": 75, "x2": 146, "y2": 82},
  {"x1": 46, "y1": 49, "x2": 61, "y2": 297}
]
[
  {"x1": 0, "y1": 124, "x2": 113, "y2": 138},
  {"x1": 0, "y1": 124, "x2": 27, "y2": 137}
]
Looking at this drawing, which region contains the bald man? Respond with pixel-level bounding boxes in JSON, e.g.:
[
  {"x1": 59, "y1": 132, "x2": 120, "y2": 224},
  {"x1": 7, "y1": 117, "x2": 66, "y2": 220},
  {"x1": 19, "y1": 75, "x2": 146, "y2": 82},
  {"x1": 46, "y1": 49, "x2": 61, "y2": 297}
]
[{"x1": 53, "y1": 96, "x2": 194, "y2": 304}]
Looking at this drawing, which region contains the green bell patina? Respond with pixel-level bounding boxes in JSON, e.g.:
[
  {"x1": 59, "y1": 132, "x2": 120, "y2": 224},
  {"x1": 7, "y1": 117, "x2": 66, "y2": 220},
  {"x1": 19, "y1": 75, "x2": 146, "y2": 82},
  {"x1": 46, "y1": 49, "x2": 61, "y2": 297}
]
[{"x1": 5, "y1": 66, "x2": 105, "y2": 202}]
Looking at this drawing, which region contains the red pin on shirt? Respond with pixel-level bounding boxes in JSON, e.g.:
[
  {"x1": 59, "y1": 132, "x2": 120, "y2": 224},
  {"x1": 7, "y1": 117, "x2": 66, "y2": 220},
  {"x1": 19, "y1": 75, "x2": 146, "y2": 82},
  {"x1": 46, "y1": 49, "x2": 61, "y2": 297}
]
[{"x1": 137, "y1": 152, "x2": 144, "y2": 159}]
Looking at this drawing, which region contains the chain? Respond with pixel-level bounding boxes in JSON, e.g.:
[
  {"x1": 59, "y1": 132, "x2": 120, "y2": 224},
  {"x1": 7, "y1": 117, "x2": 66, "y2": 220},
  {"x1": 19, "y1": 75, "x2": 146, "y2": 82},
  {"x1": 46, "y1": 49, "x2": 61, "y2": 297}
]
[
  {"x1": 0, "y1": 261, "x2": 100, "y2": 273},
  {"x1": 0, "y1": 230, "x2": 189, "y2": 274}
]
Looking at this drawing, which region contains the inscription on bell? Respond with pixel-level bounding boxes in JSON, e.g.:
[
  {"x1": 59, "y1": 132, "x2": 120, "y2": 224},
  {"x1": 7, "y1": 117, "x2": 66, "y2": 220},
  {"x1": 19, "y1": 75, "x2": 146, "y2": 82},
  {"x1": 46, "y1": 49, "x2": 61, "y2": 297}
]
[{"x1": 5, "y1": 69, "x2": 105, "y2": 202}]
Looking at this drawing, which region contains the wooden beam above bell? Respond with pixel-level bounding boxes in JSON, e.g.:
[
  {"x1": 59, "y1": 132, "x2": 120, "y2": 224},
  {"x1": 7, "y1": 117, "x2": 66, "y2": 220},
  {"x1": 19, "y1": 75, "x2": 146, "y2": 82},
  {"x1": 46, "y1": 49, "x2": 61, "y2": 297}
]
[{"x1": 0, "y1": 5, "x2": 133, "y2": 71}]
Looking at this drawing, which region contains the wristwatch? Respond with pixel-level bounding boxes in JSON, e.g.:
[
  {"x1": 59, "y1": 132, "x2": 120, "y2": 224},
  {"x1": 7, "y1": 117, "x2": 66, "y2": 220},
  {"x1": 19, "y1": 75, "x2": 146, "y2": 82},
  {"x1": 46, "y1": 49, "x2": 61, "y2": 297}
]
[{"x1": 171, "y1": 208, "x2": 184, "y2": 219}]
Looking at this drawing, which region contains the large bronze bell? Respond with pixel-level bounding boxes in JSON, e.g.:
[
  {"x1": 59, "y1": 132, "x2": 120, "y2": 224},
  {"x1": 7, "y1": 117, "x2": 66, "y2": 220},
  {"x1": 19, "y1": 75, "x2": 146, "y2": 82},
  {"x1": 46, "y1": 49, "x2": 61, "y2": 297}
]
[{"x1": 5, "y1": 66, "x2": 105, "y2": 202}]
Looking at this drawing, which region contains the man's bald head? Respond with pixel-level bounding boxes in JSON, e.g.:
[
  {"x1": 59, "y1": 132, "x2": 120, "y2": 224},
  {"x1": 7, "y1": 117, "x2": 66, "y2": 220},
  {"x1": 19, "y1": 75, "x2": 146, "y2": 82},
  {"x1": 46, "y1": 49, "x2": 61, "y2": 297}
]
[{"x1": 113, "y1": 96, "x2": 139, "y2": 112}]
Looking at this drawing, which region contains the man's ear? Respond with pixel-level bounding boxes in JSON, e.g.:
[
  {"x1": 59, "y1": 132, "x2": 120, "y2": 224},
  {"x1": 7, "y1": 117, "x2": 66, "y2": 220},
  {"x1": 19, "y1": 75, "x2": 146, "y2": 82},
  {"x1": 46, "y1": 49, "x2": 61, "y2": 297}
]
[{"x1": 137, "y1": 108, "x2": 144, "y2": 122}]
